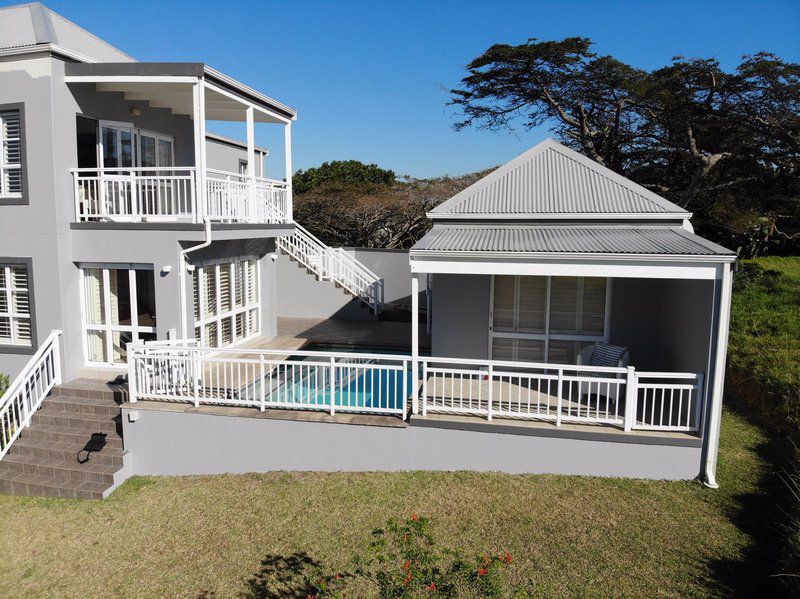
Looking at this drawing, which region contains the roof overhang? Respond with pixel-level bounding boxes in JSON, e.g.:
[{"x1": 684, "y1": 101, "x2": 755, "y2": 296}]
[
  {"x1": 427, "y1": 212, "x2": 693, "y2": 221},
  {"x1": 64, "y1": 62, "x2": 297, "y2": 124},
  {"x1": 410, "y1": 252, "x2": 734, "y2": 280}
]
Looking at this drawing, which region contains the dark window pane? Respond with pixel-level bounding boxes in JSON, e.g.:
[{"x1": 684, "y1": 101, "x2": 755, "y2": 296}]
[{"x1": 135, "y1": 269, "x2": 156, "y2": 328}]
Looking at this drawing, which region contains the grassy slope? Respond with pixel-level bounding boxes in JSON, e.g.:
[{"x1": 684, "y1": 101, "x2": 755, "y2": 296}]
[{"x1": 0, "y1": 412, "x2": 769, "y2": 598}]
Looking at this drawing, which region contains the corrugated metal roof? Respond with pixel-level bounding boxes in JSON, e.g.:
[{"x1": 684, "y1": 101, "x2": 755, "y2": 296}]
[
  {"x1": 430, "y1": 139, "x2": 690, "y2": 218},
  {"x1": 411, "y1": 225, "x2": 734, "y2": 256}
]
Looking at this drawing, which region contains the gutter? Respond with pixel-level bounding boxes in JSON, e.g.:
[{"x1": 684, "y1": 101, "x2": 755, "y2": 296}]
[{"x1": 178, "y1": 217, "x2": 212, "y2": 338}]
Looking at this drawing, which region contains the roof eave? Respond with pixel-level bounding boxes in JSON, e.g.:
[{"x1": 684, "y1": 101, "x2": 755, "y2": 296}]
[
  {"x1": 408, "y1": 249, "x2": 736, "y2": 263},
  {"x1": 425, "y1": 212, "x2": 693, "y2": 221}
]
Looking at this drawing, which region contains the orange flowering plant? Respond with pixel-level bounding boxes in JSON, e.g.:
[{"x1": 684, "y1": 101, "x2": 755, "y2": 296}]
[{"x1": 352, "y1": 514, "x2": 512, "y2": 597}]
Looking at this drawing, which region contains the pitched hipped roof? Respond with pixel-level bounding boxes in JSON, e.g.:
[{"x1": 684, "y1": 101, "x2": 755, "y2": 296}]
[
  {"x1": 412, "y1": 225, "x2": 734, "y2": 257},
  {"x1": 429, "y1": 139, "x2": 690, "y2": 219},
  {"x1": 0, "y1": 3, "x2": 134, "y2": 62}
]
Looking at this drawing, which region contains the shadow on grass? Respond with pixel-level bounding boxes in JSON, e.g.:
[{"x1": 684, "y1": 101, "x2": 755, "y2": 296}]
[
  {"x1": 234, "y1": 552, "x2": 346, "y2": 599},
  {"x1": 706, "y1": 407, "x2": 794, "y2": 597}
]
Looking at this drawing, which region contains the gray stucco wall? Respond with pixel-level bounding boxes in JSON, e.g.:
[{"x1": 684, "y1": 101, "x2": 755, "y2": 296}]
[
  {"x1": 277, "y1": 248, "x2": 423, "y2": 320},
  {"x1": 205, "y1": 137, "x2": 266, "y2": 178},
  {"x1": 121, "y1": 407, "x2": 702, "y2": 480},
  {"x1": 0, "y1": 54, "x2": 284, "y2": 382},
  {"x1": 430, "y1": 274, "x2": 491, "y2": 359}
]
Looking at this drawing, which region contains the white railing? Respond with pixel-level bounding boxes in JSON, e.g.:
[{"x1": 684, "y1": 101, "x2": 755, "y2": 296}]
[
  {"x1": 0, "y1": 330, "x2": 62, "y2": 461},
  {"x1": 128, "y1": 343, "x2": 408, "y2": 417},
  {"x1": 71, "y1": 167, "x2": 290, "y2": 224},
  {"x1": 127, "y1": 341, "x2": 704, "y2": 433},
  {"x1": 72, "y1": 167, "x2": 197, "y2": 222},
  {"x1": 419, "y1": 357, "x2": 704, "y2": 433},
  {"x1": 205, "y1": 169, "x2": 289, "y2": 223},
  {"x1": 277, "y1": 222, "x2": 384, "y2": 312}
]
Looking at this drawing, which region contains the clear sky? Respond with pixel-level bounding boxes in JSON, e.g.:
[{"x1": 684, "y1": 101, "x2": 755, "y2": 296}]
[{"x1": 7, "y1": 0, "x2": 800, "y2": 178}]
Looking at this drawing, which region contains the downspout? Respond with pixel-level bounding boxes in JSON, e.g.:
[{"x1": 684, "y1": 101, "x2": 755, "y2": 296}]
[{"x1": 178, "y1": 217, "x2": 212, "y2": 339}]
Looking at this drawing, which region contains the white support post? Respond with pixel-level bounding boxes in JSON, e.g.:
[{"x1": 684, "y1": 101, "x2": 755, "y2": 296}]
[
  {"x1": 52, "y1": 333, "x2": 63, "y2": 386},
  {"x1": 487, "y1": 363, "x2": 493, "y2": 421},
  {"x1": 284, "y1": 121, "x2": 293, "y2": 221},
  {"x1": 704, "y1": 263, "x2": 734, "y2": 488},
  {"x1": 246, "y1": 106, "x2": 256, "y2": 221},
  {"x1": 192, "y1": 80, "x2": 207, "y2": 222},
  {"x1": 411, "y1": 273, "x2": 419, "y2": 414},
  {"x1": 126, "y1": 343, "x2": 137, "y2": 404},
  {"x1": 329, "y1": 356, "x2": 336, "y2": 416},
  {"x1": 623, "y1": 366, "x2": 637, "y2": 432},
  {"x1": 259, "y1": 353, "x2": 265, "y2": 412}
]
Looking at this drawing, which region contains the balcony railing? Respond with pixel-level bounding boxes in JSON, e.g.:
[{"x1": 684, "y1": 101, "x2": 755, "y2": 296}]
[
  {"x1": 127, "y1": 341, "x2": 704, "y2": 434},
  {"x1": 71, "y1": 167, "x2": 290, "y2": 224}
]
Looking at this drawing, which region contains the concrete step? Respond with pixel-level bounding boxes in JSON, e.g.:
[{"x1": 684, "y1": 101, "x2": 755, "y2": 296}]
[
  {"x1": 0, "y1": 452, "x2": 117, "y2": 485},
  {"x1": 51, "y1": 378, "x2": 129, "y2": 402},
  {"x1": 42, "y1": 394, "x2": 121, "y2": 417},
  {"x1": 23, "y1": 424, "x2": 124, "y2": 450},
  {"x1": 9, "y1": 436, "x2": 125, "y2": 468},
  {"x1": 29, "y1": 409, "x2": 120, "y2": 434},
  {"x1": 0, "y1": 466, "x2": 110, "y2": 499}
]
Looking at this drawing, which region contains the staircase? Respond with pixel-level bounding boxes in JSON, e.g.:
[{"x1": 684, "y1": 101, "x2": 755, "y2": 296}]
[
  {"x1": 0, "y1": 381, "x2": 130, "y2": 499},
  {"x1": 277, "y1": 223, "x2": 384, "y2": 313}
]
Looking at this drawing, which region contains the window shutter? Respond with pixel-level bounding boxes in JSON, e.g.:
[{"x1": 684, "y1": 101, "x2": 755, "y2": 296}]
[
  {"x1": 517, "y1": 276, "x2": 547, "y2": 333},
  {"x1": 219, "y1": 264, "x2": 231, "y2": 313},
  {"x1": 580, "y1": 278, "x2": 607, "y2": 335},
  {"x1": 492, "y1": 275, "x2": 516, "y2": 331},
  {"x1": 247, "y1": 260, "x2": 257, "y2": 303},
  {"x1": 1, "y1": 110, "x2": 22, "y2": 196},
  {"x1": 234, "y1": 261, "x2": 245, "y2": 308},
  {"x1": 203, "y1": 266, "x2": 217, "y2": 318}
]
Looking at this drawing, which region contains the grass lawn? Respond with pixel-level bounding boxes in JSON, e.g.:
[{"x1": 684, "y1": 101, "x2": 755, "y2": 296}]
[{"x1": 0, "y1": 410, "x2": 778, "y2": 598}]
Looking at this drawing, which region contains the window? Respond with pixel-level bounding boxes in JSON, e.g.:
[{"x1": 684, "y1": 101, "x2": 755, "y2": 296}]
[
  {"x1": 490, "y1": 275, "x2": 609, "y2": 364},
  {"x1": 81, "y1": 266, "x2": 156, "y2": 365},
  {"x1": 238, "y1": 160, "x2": 248, "y2": 175},
  {"x1": 0, "y1": 109, "x2": 22, "y2": 199},
  {"x1": 193, "y1": 258, "x2": 260, "y2": 348},
  {"x1": 0, "y1": 264, "x2": 31, "y2": 346}
]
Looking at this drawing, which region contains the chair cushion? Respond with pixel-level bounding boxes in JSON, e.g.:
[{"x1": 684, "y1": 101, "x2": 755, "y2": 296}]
[{"x1": 588, "y1": 342, "x2": 627, "y2": 368}]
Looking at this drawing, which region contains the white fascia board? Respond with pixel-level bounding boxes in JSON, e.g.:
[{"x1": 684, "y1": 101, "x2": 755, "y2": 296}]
[
  {"x1": 409, "y1": 253, "x2": 733, "y2": 280},
  {"x1": 202, "y1": 80, "x2": 291, "y2": 124},
  {"x1": 0, "y1": 43, "x2": 99, "y2": 63},
  {"x1": 65, "y1": 75, "x2": 199, "y2": 83},
  {"x1": 203, "y1": 68, "x2": 297, "y2": 121},
  {"x1": 426, "y1": 212, "x2": 693, "y2": 221}
]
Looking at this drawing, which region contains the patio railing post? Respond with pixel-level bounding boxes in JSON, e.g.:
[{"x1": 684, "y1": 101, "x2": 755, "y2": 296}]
[
  {"x1": 556, "y1": 367, "x2": 563, "y2": 427},
  {"x1": 624, "y1": 366, "x2": 637, "y2": 432},
  {"x1": 259, "y1": 354, "x2": 266, "y2": 412},
  {"x1": 487, "y1": 363, "x2": 493, "y2": 421},
  {"x1": 329, "y1": 356, "x2": 336, "y2": 416},
  {"x1": 127, "y1": 343, "x2": 137, "y2": 404},
  {"x1": 193, "y1": 351, "x2": 201, "y2": 408}
]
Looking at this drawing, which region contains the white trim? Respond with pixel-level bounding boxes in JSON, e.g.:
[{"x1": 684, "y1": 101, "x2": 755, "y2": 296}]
[
  {"x1": 65, "y1": 75, "x2": 199, "y2": 84},
  {"x1": 410, "y1": 256, "x2": 728, "y2": 280},
  {"x1": 0, "y1": 264, "x2": 32, "y2": 346},
  {"x1": 427, "y1": 212, "x2": 692, "y2": 221},
  {"x1": 203, "y1": 80, "x2": 292, "y2": 125}
]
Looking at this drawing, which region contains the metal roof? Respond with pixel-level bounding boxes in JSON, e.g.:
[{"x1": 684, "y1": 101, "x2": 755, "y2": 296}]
[
  {"x1": 411, "y1": 225, "x2": 735, "y2": 257},
  {"x1": 0, "y1": 3, "x2": 134, "y2": 62},
  {"x1": 429, "y1": 139, "x2": 690, "y2": 219}
]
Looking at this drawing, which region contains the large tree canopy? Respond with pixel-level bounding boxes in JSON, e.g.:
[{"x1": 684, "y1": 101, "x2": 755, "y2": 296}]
[
  {"x1": 293, "y1": 160, "x2": 396, "y2": 195},
  {"x1": 450, "y1": 38, "x2": 800, "y2": 256}
]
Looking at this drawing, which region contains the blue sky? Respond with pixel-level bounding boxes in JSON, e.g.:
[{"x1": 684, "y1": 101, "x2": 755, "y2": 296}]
[{"x1": 9, "y1": 0, "x2": 800, "y2": 178}]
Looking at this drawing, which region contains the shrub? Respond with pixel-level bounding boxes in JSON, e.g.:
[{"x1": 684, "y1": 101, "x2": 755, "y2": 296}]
[{"x1": 0, "y1": 373, "x2": 9, "y2": 398}]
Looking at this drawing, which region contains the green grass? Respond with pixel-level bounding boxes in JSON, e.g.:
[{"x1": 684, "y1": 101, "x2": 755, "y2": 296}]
[{"x1": 0, "y1": 411, "x2": 776, "y2": 598}]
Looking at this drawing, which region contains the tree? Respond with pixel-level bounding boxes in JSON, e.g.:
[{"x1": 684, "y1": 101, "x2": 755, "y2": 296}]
[
  {"x1": 293, "y1": 160, "x2": 397, "y2": 195},
  {"x1": 450, "y1": 39, "x2": 800, "y2": 256}
]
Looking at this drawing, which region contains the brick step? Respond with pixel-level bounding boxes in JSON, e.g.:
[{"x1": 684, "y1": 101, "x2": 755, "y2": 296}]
[
  {"x1": 29, "y1": 409, "x2": 120, "y2": 434},
  {"x1": 52, "y1": 380, "x2": 128, "y2": 402},
  {"x1": 9, "y1": 436, "x2": 125, "y2": 468},
  {"x1": 23, "y1": 425, "x2": 124, "y2": 449},
  {"x1": 41, "y1": 394, "x2": 121, "y2": 417},
  {"x1": 0, "y1": 466, "x2": 109, "y2": 499},
  {"x1": 0, "y1": 452, "x2": 118, "y2": 485}
]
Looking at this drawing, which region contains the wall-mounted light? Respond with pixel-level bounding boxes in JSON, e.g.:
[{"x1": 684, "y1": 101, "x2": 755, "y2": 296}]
[{"x1": 130, "y1": 106, "x2": 142, "y2": 117}]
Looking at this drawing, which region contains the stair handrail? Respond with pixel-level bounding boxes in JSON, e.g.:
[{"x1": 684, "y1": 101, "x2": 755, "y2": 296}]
[{"x1": 0, "y1": 330, "x2": 63, "y2": 461}]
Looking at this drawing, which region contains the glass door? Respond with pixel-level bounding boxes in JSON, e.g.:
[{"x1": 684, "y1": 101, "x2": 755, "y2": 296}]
[
  {"x1": 137, "y1": 131, "x2": 175, "y2": 217},
  {"x1": 98, "y1": 121, "x2": 135, "y2": 218},
  {"x1": 81, "y1": 265, "x2": 157, "y2": 366}
]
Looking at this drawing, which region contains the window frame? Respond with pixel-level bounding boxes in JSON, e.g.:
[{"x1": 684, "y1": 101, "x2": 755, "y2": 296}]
[
  {"x1": 78, "y1": 263, "x2": 157, "y2": 367},
  {"x1": 488, "y1": 275, "x2": 612, "y2": 363},
  {"x1": 0, "y1": 257, "x2": 37, "y2": 354},
  {"x1": 192, "y1": 256, "x2": 261, "y2": 349},
  {"x1": 0, "y1": 103, "x2": 28, "y2": 205}
]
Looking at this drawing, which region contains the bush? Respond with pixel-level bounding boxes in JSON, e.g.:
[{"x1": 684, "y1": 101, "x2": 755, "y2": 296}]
[{"x1": 0, "y1": 373, "x2": 9, "y2": 399}]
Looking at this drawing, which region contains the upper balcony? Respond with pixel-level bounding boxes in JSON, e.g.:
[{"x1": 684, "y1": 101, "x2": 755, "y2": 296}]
[{"x1": 64, "y1": 62, "x2": 297, "y2": 225}]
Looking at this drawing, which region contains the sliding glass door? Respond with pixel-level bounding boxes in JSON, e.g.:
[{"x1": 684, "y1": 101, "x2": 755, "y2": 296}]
[
  {"x1": 490, "y1": 275, "x2": 610, "y2": 364},
  {"x1": 82, "y1": 265, "x2": 156, "y2": 366}
]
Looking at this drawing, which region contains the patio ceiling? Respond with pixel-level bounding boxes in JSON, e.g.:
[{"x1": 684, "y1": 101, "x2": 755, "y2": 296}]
[{"x1": 64, "y1": 62, "x2": 296, "y2": 124}]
